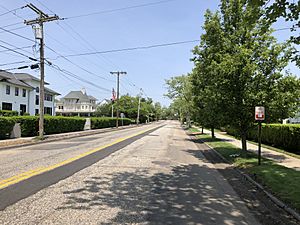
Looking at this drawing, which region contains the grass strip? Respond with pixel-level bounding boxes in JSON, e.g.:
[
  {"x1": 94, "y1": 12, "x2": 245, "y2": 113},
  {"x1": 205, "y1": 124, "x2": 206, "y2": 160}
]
[
  {"x1": 189, "y1": 128, "x2": 300, "y2": 212},
  {"x1": 203, "y1": 127, "x2": 300, "y2": 160}
]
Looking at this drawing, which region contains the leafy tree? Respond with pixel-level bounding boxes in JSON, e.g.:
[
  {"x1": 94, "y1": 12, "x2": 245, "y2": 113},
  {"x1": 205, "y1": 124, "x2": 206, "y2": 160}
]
[
  {"x1": 165, "y1": 74, "x2": 194, "y2": 127},
  {"x1": 191, "y1": 0, "x2": 299, "y2": 152}
]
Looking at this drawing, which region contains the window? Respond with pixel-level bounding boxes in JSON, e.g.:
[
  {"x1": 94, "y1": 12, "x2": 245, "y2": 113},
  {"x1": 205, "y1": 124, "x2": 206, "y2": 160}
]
[
  {"x1": 58, "y1": 106, "x2": 64, "y2": 110},
  {"x1": 36, "y1": 87, "x2": 39, "y2": 93},
  {"x1": 44, "y1": 94, "x2": 53, "y2": 101},
  {"x1": 6, "y1": 85, "x2": 10, "y2": 95},
  {"x1": 35, "y1": 95, "x2": 39, "y2": 105},
  {"x1": 22, "y1": 89, "x2": 26, "y2": 97},
  {"x1": 15, "y1": 87, "x2": 19, "y2": 96},
  {"x1": 44, "y1": 107, "x2": 52, "y2": 115},
  {"x1": 2, "y1": 102, "x2": 12, "y2": 110},
  {"x1": 35, "y1": 109, "x2": 39, "y2": 115}
]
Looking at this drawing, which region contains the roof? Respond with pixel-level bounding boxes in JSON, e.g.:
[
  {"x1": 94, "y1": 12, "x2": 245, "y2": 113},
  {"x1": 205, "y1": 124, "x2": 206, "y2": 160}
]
[
  {"x1": 62, "y1": 91, "x2": 97, "y2": 102},
  {"x1": 0, "y1": 71, "x2": 33, "y2": 88},
  {"x1": 14, "y1": 73, "x2": 50, "y2": 85},
  {"x1": 0, "y1": 70, "x2": 59, "y2": 95},
  {"x1": 45, "y1": 87, "x2": 60, "y2": 95}
]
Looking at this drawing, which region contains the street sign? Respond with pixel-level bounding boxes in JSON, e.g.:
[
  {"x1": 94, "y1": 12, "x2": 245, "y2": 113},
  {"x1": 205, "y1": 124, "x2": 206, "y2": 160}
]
[{"x1": 255, "y1": 106, "x2": 265, "y2": 121}]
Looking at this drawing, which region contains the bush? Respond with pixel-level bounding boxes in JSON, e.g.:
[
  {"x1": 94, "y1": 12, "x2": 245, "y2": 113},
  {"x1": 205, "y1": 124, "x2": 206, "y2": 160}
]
[
  {"x1": 91, "y1": 117, "x2": 132, "y2": 129},
  {"x1": 0, "y1": 110, "x2": 18, "y2": 116},
  {"x1": 13, "y1": 116, "x2": 86, "y2": 137},
  {"x1": 13, "y1": 116, "x2": 39, "y2": 137},
  {"x1": 44, "y1": 116, "x2": 86, "y2": 134},
  {"x1": 226, "y1": 124, "x2": 300, "y2": 154},
  {"x1": 0, "y1": 117, "x2": 16, "y2": 139}
]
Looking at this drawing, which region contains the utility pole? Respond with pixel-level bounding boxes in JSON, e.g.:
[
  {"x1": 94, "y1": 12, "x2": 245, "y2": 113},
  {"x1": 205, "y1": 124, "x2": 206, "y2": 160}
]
[
  {"x1": 24, "y1": 4, "x2": 59, "y2": 139},
  {"x1": 110, "y1": 71, "x2": 126, "y2": 128},
  {"x1": 137, "y1": 88, "x2": 142, "y2": 125}
]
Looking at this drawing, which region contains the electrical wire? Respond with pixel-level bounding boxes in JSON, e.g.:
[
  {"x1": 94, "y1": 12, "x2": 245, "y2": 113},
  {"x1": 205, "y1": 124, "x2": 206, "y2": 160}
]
[
  {"x1": 47, "y1": 62, "x2": 111, "y2": 93},
  {"x1": 61, "y1": 0, "x2": 178, "y2": 20},
  {"x1": 51, "y1": 40, "x2": 200, "y2": 59}
]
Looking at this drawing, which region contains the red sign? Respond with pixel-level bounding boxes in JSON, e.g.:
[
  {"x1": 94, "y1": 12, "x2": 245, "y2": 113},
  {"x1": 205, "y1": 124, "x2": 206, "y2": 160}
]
[{"x1": 255, "y1": 106, "x2": 265, "y2": 121}]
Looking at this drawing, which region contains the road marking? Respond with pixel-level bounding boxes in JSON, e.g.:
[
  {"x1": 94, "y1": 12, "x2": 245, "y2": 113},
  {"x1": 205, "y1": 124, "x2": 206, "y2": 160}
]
[{"x1": 0, "y1": 127, "x2": 155, "y2": 190}]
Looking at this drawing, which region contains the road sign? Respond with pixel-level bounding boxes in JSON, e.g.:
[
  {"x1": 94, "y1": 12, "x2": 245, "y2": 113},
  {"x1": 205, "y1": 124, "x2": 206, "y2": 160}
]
[{"x1": 255, "y1": 106, "x2": 265, "y2": 121}]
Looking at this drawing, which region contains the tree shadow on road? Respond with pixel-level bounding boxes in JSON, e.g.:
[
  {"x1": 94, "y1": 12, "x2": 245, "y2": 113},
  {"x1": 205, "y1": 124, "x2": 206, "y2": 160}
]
[{"x1": 57, "y1": 164, "x2": 255, "y2": 225}]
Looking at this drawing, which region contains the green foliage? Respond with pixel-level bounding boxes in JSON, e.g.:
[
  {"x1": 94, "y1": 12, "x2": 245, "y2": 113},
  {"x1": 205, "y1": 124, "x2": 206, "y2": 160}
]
[
  {"x1": 0, "y1": 110, "x2": 18, "y2": 117},
  {"x1": 226, "y1": 124, "x2": 300, "y2": 154},
  {"x1": 14, "y1": 116, "x2": 38, "y2": 137},
  {"x1": 91, "y1": 117, "x2": 132, "y2": 129},
  {"x1": 44, "y1": 116, "x2": 86, "y2": 135},
  {"x1": 13, "y1": 116, "x2": 85, "y2": 137},
  {"x1": 0, "y1": 117, "x2": 16, "y2": 139},
  {"x1": 95, "y1": 94, "x2": 162, "y2": 122},
  {"x1": 248, "y1": 124, "x2": 300, "y2": 153}
]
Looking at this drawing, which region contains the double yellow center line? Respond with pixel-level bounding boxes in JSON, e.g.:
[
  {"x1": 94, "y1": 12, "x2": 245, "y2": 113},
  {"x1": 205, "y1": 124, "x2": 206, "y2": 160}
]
[{"x1": 0, "y1": 127, "x2": 154, "y2": 190}]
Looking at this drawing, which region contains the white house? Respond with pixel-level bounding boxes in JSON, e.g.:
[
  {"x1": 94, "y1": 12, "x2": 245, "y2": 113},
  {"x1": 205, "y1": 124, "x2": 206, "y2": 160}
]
[
  {"x1": 0, "y1": 70, "x2": 60, "y2": 116},
  {"x1": 56, "y1": 88, "x2": 97, "y2": 116}
]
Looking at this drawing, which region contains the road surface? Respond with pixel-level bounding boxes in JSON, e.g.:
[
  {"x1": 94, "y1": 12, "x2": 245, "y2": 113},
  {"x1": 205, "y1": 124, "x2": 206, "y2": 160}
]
[{"x1": 0, "y1": 121, "x2": 260, "y2": 224}]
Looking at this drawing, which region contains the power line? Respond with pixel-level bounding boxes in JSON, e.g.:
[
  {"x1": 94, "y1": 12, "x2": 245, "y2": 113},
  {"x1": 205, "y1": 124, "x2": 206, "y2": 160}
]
[
  {"x1": 0, "y1": 45, "x2": 32, "y2": 53},
  {"x1": 0, "y1": 6, "x2": 24, "y2": 17},
  {"x1": 51, "y1": 40, "x2": 200, "y2": 59},
  {"x1": 47, "y1": 62, "x2": 111, "y2": 93},
  {"x1": 0, "y1": 43, "x2": 37, "y2": 60},
  {"x1": 0, "y1": 60, "x2": 31, "y2": 67},
  {"x1": 62, "y1": 0, "x2": 178, "y2": 20}
]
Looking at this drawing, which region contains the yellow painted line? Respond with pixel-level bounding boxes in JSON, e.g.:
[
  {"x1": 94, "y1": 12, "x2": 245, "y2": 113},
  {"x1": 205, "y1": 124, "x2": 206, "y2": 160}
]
[{"x1": 0, "y1": 127, "x2": 155, "y2": 190}]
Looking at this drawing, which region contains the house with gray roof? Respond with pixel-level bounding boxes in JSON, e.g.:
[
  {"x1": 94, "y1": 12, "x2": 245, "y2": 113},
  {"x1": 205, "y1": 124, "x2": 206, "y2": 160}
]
[
  {"x1": 0, "y1": 70, "x2": 59, "y2": 115},
  {"x1": 56, "y1": 88, "x2": 97, "y2": 116}
]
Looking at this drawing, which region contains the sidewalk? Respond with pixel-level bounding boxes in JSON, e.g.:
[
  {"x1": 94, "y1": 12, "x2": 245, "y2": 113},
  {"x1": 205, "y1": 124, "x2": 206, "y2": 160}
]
[{"x1": 202, "y1": 128, "x2": 300, "y2": 171}]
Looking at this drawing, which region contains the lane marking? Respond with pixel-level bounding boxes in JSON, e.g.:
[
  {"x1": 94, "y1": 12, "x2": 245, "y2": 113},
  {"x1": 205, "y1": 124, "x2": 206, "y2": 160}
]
[{"x1": 0, "y1": 127, "x2": 156, "y2": 190}]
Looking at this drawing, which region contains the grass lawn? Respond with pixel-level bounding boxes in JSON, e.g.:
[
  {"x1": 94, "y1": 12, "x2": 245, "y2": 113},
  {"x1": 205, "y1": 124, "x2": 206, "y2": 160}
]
[
  {"x1": 189, "y1": 128, "x2": 300, "y2": 212},
  {"x1": 204, "y1": 127, "x2": 300, "y2": 160}
]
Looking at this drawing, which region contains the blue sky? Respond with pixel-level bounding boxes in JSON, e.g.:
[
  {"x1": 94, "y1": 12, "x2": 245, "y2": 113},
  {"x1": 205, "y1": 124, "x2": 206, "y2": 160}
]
[{"x1": 0, "y1": 0, "x2": 298, "y2": 106}]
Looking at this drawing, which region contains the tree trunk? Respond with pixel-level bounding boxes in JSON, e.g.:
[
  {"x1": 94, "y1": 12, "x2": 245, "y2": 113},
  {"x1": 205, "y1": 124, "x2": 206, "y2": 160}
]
[
  {"x1": 211, "y1": 126, "x2": 215, "y2": 138},
  {"x1": 241, "y1": 131, "x2": 247, "y2": 152},
  {"x1": 201, "y1": 126, "x2": 204, "y2": 134}
]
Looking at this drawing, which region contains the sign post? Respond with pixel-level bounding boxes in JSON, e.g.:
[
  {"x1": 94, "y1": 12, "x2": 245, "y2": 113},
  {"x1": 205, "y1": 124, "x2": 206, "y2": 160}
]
[{"x1": 255, "y1": 106, "x2": 265, "y2": 165}]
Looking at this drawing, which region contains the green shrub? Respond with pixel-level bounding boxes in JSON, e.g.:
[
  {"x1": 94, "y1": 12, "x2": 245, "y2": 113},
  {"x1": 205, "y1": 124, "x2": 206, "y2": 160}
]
[
  {"x1": 0, "y1": 117, "x2": 16, "y2": 139},
  {"x1": 44, "y1": 116, "x2": 86, "y2": 134},
  {"x1": 13, "y1": 116, "x2": 39, "y2": 137},
  {"x1": 12, "y1": 116, "x2": 86, "y2": 137},
  {"x1": 0, "y1": 110, "x2": 18, "y2": 116},
  {"x1": 91, "y1": 117, "x2": 132, "y2": 129},
  {"x1": 226, "y1": 124, "x2": 300, "y2": 154}
]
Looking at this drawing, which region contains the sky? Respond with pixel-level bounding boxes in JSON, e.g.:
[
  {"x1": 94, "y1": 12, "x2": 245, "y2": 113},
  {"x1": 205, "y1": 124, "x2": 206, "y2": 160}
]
[{"x1": 0, "y1": 0, "x2": 299, "y2": 106}]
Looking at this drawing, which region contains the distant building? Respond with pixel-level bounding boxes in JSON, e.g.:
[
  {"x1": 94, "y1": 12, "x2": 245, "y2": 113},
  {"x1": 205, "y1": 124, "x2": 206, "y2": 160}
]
[
  {"x1": 56, "y1": 88, "x2": 97, "y2": 116},
  {"x1": 0, "y1": 70, "x2": 59, "y2": 115}
]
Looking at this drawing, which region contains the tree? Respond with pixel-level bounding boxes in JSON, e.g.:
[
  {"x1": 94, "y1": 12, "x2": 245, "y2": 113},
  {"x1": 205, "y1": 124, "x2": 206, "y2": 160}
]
[
  {"x1": 165, "y1": 75, "x2": 194, "y2": 127},
  {"x1": 250, "y1": 0, "x2": 300, "y2": 66},
  {"x1": 191, "y1": 0, "x2": 298, "y2": 152}
]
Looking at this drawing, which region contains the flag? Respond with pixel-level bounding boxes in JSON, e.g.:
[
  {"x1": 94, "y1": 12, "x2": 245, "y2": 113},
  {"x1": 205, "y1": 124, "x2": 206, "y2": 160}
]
[{"x1": 111, "y1": 88, "x2": 116, "y2": 102}]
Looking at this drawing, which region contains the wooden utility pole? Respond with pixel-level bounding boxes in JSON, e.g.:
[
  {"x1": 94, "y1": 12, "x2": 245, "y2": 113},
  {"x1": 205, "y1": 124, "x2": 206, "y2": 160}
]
[
  {"x1": 110, "y1": 71, "x2": 126, "y2": 128},
  {"x1": 24, "y1": 3, "x2": 59, "y2": 139}
]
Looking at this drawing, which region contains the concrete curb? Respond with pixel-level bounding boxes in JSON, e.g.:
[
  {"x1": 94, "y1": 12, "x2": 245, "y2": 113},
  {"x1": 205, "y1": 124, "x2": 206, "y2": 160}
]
[
  {"x1": 187, "y1": 131, "x2": 300, "y2": 222},
  {"x1": 0, "y1": 123, "x2": 156, "y2": 151}
]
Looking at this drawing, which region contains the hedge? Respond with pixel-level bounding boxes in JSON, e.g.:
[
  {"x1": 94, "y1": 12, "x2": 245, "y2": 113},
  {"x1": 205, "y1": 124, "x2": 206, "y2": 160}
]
[
  {"x1": 226, "y1": 124, "x2": 300, "y2": 154},
  {"x1": 0, "y1": 110, "x2": 18, "y2": 116},
  {"x1": 91, "y1": 117, "x2": 132, "y2": 129},
  {"x1": 0, "y1": 117, "x2": 16, "y2": 139},
  {"x1": 12, "y1": 116, "x2": 86, "y2": 137}
]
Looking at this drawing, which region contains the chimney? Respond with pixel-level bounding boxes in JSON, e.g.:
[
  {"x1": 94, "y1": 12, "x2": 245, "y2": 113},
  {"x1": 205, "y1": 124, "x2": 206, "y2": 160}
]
[{"x1": 81, "y1": 88, "x2": 86, "y2": 95}]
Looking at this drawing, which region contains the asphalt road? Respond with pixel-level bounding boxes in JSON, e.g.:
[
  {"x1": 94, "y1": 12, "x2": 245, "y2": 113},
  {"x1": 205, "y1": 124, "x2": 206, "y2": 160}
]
[{"x1": 0, "y1": 121, "x2": 260, "y2": 224}]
